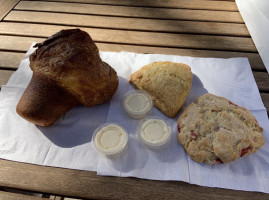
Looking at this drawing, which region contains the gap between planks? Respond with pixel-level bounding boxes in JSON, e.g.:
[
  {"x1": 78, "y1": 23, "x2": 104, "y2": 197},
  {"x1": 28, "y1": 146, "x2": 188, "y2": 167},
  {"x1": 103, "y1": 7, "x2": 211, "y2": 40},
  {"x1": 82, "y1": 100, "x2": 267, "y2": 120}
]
[
  {"x1": 9, "y1": 5, "x2": 243, "y2": 23},
  {"x1": 23, "y1": 0, "x2": 238, "y2": 11},
  {"x1": 4, "y1": 10, "x2": 249, "y2": 37},
  {"x1": 0, "y1": 159, "x2": 268, "y2": 200},
  {"x1": 0, "y1": 22, "x2": 257, "y2": 53},
  {"x1": 0, "y1": 0, "x2": 20, "y2": 21},
  {"x1": 0, "y1": 35, "x2": 265, "y2": 71},
  {"x1": 15, "y1": 0, "x2": 241, "y2": 19}
]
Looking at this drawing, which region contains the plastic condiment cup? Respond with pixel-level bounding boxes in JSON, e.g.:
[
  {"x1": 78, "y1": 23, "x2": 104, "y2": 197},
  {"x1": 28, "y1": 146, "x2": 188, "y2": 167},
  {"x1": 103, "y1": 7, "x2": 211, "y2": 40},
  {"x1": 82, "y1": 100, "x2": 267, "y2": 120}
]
[
  {"x1": 122, "y1": 90, "x2": 153, "y2": 119},
  {"x1": 92, "y1": 123, "x2": 128, "y2": 157},
  {"x1": 137, "y1": 116, "x2": 172, "y2": 149}
]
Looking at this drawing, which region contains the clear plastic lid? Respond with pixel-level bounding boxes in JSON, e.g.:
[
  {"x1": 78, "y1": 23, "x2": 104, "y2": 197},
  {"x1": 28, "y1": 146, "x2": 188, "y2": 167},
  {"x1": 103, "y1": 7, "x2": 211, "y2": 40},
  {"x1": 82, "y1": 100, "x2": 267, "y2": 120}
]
[
  {"x1": 92, "y1": 123, "x2": 128, "y2": 156},
  {"x1": 137, "y1": 116, "x2": 172, "y2": 149},
  {"x1": 122, "y1": 90, "x2": 153, "y2": 119}
]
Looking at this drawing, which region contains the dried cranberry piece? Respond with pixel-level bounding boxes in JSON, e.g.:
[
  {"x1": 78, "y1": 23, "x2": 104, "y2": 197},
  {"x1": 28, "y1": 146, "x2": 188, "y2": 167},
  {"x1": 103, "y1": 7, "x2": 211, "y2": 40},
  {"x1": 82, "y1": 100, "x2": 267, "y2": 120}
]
[
  {"x1": 215, "y1": 158, "x2": 223, "y2": 164},
  {"x1": 229, "y1": 100, "x2": 245, "y2": 110},
  {"x1": 228, "y1": 101, "x2": 237, "y2": 106},
  {"x1": 177, "y1": 123, "x2": 181, "y2": 132},
  {"x1": 190, "y1": 130, "x2": 196, "y2": 139},
  {"x1": 240, "y1": 146, "x2": 252, "y2": 157}
]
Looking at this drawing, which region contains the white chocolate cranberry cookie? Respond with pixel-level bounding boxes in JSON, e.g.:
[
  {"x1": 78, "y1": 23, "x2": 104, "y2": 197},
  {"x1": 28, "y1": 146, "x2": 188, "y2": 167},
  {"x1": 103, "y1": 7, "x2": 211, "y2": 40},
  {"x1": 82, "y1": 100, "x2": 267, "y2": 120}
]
[{"x1": 177, "y1": 94, "x2": 265, "y2": 164}]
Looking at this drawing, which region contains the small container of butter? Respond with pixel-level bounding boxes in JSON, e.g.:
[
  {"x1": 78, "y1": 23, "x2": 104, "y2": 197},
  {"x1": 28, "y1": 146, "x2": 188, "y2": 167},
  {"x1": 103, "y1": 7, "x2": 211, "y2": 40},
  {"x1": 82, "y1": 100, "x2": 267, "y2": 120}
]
[
  {"x1": 122, "y1": 90, "x2": 153, "y2": 119},
  {"x1": 92, "y1": 123, "x2": 128, "y2": 157},
  {"x1": 137, "y1": 116, "x2": 172, "y2": 149}
]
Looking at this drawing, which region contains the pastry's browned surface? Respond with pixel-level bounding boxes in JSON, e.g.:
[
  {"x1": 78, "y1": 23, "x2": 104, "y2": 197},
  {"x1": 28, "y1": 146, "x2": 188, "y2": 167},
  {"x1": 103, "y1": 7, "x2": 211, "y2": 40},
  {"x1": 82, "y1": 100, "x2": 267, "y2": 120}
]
[
  {"x1": 16, "y1": 73, "x2": 79, "y2": 126},
  {"x1": 16, "y1": 29, "x2": 118, "y2": 126}
]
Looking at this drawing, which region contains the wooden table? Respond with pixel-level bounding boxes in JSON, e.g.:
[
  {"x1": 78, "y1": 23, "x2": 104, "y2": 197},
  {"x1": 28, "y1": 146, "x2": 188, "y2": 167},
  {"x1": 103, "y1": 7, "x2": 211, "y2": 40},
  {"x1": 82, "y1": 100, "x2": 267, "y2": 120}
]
[{"x1": 0, "y1": 0, "x2": 269, "y2": 199}]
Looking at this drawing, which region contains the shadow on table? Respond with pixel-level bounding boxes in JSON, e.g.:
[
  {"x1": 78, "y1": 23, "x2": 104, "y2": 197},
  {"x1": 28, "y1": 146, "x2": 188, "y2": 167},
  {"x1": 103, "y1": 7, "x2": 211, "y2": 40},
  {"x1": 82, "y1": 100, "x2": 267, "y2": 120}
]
[
  {"x1": 108, "y1": 136, "x2": 148, "y2": 173},
  {"x1": 37, "y1": 103, "x2": 109, "y2": 148},
  {"x1": 36, "y1": 76, "x2": 127, "y2": 148},
  {"x1": 37, "y1": 74, "x2": 207, "y2": 149}
]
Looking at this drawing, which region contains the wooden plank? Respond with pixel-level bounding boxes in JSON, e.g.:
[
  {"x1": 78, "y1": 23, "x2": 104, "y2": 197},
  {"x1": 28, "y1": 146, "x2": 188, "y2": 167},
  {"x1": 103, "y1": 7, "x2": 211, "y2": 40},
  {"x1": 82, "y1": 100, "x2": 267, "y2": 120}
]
[
  {"x1": 0, "y1": 35, "x2": 43, "y2": 51},
  {"x1": 253, "y1": 72, "x2": 269, "y2": 92},
  {"x1": 4, "y1": 10, "x2": 249, "y2": 37},
  {"x1": 0, "y1": 190, "x2": 44, "y2": 200},
  {"x1": 0, "y1": 22, "x2": 256, "y2": 52},
  {"x1": 261, "y1": 93, "x2": 269, "y2": 113},
  {"x1": 0, "y1": 0, "x2": 19, "y2": 21},
  {"x1": 0, "y1": 52, "x2": 25, "y2": 69},
  {"x1": 0, "y1": 159, "x2": 268, "y2": 200},
  {"x1": 35, "y1": 0, "x2": 238, "y2": 11},
  {"x1": 0, "y1": 35, "x2": 265, "y2": 71},
  {"x1": 0, "y1": 70, "x2": 14, "y2": 87},
  {"x1": 15, "y1": 1, "x2": 239, "y2": 19},
  {"x1": 0, "y1": 160, "x2": 269, "y2": 200},
  {"x1": 6, "y1": 9, "x2": 243, "y2": 25}
]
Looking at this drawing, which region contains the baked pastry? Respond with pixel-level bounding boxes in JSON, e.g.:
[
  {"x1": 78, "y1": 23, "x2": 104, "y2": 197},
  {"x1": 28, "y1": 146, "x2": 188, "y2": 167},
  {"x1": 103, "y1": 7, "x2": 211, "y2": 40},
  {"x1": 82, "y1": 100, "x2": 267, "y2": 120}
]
[
  {"x1": 177, "y1": 94, "x2": 265, "y2": 164},
  {"x1": 16, "y1": 29, "x2": 118, "y2": 126},
  {"x1": 129, "y1": 61, "x2": 192, "y2": 118}
]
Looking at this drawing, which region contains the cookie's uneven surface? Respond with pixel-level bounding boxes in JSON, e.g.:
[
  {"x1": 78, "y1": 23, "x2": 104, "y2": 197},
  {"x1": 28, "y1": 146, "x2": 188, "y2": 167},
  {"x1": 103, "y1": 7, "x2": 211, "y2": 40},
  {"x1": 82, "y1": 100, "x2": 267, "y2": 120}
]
[{"x1": 177, "y1": 94, "x2": 265, "y2": 164}]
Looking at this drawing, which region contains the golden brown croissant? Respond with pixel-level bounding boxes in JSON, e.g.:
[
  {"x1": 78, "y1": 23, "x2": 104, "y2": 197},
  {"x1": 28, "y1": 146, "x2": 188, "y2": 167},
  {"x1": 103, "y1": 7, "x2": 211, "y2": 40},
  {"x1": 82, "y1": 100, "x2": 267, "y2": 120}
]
[{"x1": 16, "y1": 29, "x2": 118, "y2": 126}]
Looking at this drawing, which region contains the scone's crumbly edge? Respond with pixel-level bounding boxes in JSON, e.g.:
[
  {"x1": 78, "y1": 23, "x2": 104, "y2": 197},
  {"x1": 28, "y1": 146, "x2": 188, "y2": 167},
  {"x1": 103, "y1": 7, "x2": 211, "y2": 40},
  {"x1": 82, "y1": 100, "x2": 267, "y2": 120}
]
[
  {"x1": 129, "y1": 61, "x2": 193, "y2": 117},
  {"x1": 177, "y1": 94, "x2": 265, "y2": 165}
]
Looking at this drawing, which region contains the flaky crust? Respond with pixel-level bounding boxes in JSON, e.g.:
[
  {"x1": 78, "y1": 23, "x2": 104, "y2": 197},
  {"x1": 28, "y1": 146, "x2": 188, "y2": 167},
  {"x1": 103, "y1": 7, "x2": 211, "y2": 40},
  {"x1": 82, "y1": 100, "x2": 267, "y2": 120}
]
[
  {"x1": 16, "y1": 29, "x2": 118, "y2": 126},
  {"x1": 177, "y1": 94, "x2": 265, "y2": 164},
  {"x1": 129, "y1": 61, "x2": 192, "y2": 118}
]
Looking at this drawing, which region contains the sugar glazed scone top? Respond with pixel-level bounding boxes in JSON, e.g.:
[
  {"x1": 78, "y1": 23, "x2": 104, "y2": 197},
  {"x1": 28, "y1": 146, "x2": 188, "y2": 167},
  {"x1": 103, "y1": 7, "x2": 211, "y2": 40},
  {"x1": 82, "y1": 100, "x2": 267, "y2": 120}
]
[
  {"x1": 129, "y1": 61, "x2": 193, "y2": 118},
  {"x1": 16, "y1": 29, "x2": 118, "y2": 126},
  {"x1": 177, "y1": 94, "x2": 265, "y2": 164}
]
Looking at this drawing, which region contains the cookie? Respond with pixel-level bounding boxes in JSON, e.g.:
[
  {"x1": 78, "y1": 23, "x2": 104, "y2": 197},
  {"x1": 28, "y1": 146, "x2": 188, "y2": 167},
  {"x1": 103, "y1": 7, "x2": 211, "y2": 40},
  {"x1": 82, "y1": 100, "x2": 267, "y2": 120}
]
[
  {"x1": 129, "y1": 61, "x2": 192, "y2": 118},
  {"x1": 177, "y1": 94, "x2": 265, "y2": 164}
]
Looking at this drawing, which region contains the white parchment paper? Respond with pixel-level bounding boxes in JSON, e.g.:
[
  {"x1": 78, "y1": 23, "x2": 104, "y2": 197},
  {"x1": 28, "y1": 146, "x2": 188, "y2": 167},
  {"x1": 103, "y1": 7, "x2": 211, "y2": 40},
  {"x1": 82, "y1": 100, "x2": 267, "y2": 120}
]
[{"x1": 0, "y1": 46, "x2": 268, "y2": 193}]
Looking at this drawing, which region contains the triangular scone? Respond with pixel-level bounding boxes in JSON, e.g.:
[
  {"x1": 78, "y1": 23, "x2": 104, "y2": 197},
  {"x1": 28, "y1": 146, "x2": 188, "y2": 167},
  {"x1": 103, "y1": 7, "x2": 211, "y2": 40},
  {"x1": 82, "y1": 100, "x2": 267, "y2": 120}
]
[{"x1": 129, "y1": 61, "x2": 193, "y2": 118}]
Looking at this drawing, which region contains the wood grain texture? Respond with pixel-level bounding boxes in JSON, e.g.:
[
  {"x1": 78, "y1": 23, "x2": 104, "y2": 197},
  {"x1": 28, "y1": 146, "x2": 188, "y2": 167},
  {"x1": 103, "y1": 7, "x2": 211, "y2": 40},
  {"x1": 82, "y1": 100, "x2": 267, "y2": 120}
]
[
  {"x1": 15, "y1": 1, "x2": 241, "y2": 23},
  {"x1": 261, "y1": 93, "x2": 269, "y2": 113},
  {"x1": 7, "y1": 8, "x2": 243, "y2": 26},
  {"x1": 0, "y1": 190, "x2": 44, "y2": 200},
  {"x1": 0, "y1": 35, "x2": 43, "y2": 51},
  {"x1": 0, "y1": 70, "x2": 14, "y2": 87},
  {"x1": 4, "y1": 10, "x2": 249, "y2": 36},
  {"x1": 0, "y1": 35, "x2": 265, "y2": 71},
  {"x1": 0, "y1": 22, "x2": 256, "y2": 52},
  {"x1": 0, "y1": 0, "x2": 19, "y2": 21},
  {"x1": 12, "y1": 2, "x2": 248, "y2": 36},
  {"x1": 0, "y1": 159, "x2": 268, "y2": 200},
  {"x1": 33, "y1": 0, "x2": 238, "y2": 11},
  {"x1": 0, "y1": 52, "x2": 24, "y2": 69},
  {"x1": 253, "y1": 72, "x2": 269, "y2": 92}
]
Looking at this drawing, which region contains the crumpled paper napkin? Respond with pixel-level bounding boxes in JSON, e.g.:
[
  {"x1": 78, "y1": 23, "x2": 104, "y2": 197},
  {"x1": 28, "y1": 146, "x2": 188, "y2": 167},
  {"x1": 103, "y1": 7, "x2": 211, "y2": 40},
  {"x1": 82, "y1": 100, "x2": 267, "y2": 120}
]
[{"x1": 0, "y1": 45, "x2": 268, "y2": 193}]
